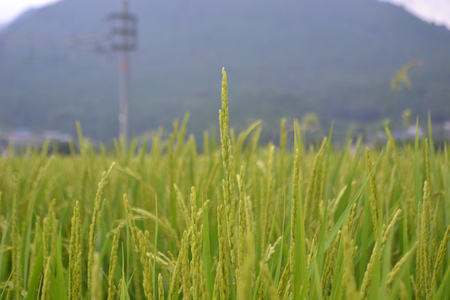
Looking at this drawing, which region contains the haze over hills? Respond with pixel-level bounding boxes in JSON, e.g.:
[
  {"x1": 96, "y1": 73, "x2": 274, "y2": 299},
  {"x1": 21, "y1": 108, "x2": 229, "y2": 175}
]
[{"x1": 1, "y1": 0, "x2": 450, "y2": 141}]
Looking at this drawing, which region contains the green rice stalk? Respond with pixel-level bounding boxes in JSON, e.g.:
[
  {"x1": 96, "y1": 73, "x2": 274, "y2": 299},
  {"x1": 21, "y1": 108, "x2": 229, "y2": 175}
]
[
  {"x1": 189, "y1": 189, "x2": 201, "y2": 299},
  {"x1": 212, "y1": 257, "x2": 220, "y2": 300},
  {"x1": 425, "y1": 141, "x2": 434, "y2": 208},
  {"x1": 88, "y1": 162, "x2": 116, "y2": 288},
  {"x1": 278, "y1": 119, "x2": 287, "y2": 191},
  {"x1": 181, "y1": 230, "x2": 191, "y2": 299},
  {"x1": 380, "y1": 209, "x2": 402, "y2": 262},
  {"x1": 69, "y1": 201, "x2": 82, "y2": 300},
  {"x1": 282, "y1": 279, "x2": 293, "y2": 300},
  {"x1": 410, "y1": 275, "x2": 420, "y2": 300},
  {"x1": 226, "y1": 159, "x2": 236, "y2": 269},
  {"x1": 431, "y1": 225, "x2": 450, "y2": 292},
  {"x1": 42, "y1": 215, "x2": 50, "y2": 263},
  {"x1": 290, "y1": 148, "x2": 308, "y2": 299},
  {"x1": 41, "y1": 256, "x2": 51, "y2": 300},
  {"x1": 306, "y1": 232, "x2": 318, "y2": 294},
  {"x1": 342, "y1": 225, "x2": 359, "y2": 300},
  {"x1": 237, "y1": 167, "x2": 247, "y2": 284},
  {"x1": 132, "y1": 238, "x2": 144, "y2": 300},
  {"x1": 261, "y1": 145, "x2": 275, "y2": 253},
  {"x1": 133, "y1": 207, "x2": 180, "y2": 249},
  {"x1": 11, "y1": 196, "x2": 23, "y2": 300},
  {"x1": 48, "y1": 200, "x2": 57, "y2": 263},
  {"x1": 260, "y1": 262, "x2": 280, "y2": 300},
  {"x1": 168, "y1": 120, "x2": 179, "y2": 229},
  {"x1": 386, "y1": 242, "x2": 418, "y2": 286},
  {"x1": 277, "y1": 260, "x2": 290, "y2": 299},
  {"x1": 27, "y1": 216, "x2": 42, "y2": 290},
  {"x1": 289, "y1": 149, "x2": 300, "y2": 291},
  {"x1": 169, "y1": 248, "x2": 182, "y2": 300},
  {"x1": 219, "y1": 68, "x2": 237, "y2": 273},
  {"x1": 238, "y1": 232, "x2": 255, "y2": 300},
  {"x1": 174, "y1": 184, "x2": 190, "y2": 228},
  {"x1": 176, "y1": 113, "x2": 190, "y2": 155},
  {"x1": 366, "y1": 148, "x2": 380, "y2": 238},
  {"x1": 304, "y1": 138, "x2": 326, "y2": 233},
  {"x1": 107, "y1": 227, "x2": 121, "y2": 300},
  {"x1": 416, "y1": 181, "x2": 432, "y2": 298},
  {"x1": 321, "y1": 230, "x2": 341, "y2": 298},
  {"x1": 219, "y1": 67, "x2": 231, "y2": 180},
  {"x1": 215, "y1": 205, "x2": 230, "y2": 300},
  {"x1": 263, "y1": 236, "x2": 282, "y2": 264},
  {"x1": 244, "y1": 196, "x2": 254, "y2": 239},
  {"x1": 92, "y1": 252, "x2": 103, "y2": 300},
  {"x1": 359, "y1": 239, "x2": 380, "y2": 299},
  {"x1": 158, "y1": 273, "x2": 165, "y2": 300},
  {"x1": 198, "y1": 253, "x2": 209, "y2": 299},
  {"x1": 123, "y1": 194, "x2": 154, "y2": 300},
  {"x1": 307, "y1": 232, "x2": 318, "y2": 270},
  {"x1": 346, "y1": 203, "x2": 358, "y2": 238}
]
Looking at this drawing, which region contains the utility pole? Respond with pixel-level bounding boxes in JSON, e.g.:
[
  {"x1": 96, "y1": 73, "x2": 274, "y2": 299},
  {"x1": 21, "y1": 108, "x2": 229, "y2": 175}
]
[{"x1": 106, "y1": 0, "x2": 137, "y2": 144}]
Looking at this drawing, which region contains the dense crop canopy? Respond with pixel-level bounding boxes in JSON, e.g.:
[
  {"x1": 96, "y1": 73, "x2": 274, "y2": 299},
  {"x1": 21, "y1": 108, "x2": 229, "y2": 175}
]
[{"x1": 0, "y1": 69, "x2": 449, "y2": 299}]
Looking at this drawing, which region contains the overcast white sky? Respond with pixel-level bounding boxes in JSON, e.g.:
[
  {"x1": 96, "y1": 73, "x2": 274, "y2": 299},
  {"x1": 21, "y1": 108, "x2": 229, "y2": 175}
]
[
  {"x1": 380, "y1": 0, "x2": 450, "y2": 28},
  {"x1": 0, "y1": 0, "x2": 59, "y2": 25},
  {"x1": 0, "y1": 0, "x2": 449, "y2": 28}
]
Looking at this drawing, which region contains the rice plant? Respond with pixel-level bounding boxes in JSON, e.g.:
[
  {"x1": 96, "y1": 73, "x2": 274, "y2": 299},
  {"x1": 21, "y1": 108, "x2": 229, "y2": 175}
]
[{"x1": 0, "y1": 68, "x2": 449, "y2": 299}]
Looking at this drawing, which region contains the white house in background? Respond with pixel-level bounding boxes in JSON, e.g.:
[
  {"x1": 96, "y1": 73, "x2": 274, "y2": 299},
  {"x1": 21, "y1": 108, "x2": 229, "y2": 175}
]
[
  {"x1": 43, "y1": 130, "x2": 73, "y2": 142},
  {"x1": 443, "y1": 121, "x2": 450, "y2": 132},
  {"x1": 406, "y1": 125, "x2": 424, "y2": 137},
  {"x1": 7, "y1": 128, "x2": 40, "y2": 145},
  {"x1": 5, "y1": 128, "x2": 73, "y2": 146},
  {"x1": 392, "y1": 125, "x2": 424, "y2": 140}
]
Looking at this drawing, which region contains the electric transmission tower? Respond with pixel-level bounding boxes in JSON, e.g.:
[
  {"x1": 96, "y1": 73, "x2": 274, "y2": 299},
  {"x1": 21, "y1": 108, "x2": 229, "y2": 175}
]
[{"x1": 104, "y1": 0, "x2": 137, "y2": 144}]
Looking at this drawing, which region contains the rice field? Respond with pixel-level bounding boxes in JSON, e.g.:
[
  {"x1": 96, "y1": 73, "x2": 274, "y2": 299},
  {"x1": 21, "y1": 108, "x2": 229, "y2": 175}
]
[{"x1": 0, "y1": 68, "x2": 450, "y2": 299}]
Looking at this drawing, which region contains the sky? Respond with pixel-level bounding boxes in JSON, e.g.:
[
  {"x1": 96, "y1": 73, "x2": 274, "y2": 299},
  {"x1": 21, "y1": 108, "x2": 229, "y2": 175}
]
[
  {"x1": 0, "y1": 0, "x2": 59, "y2": 25},
  {"x1": 0, "y1": 0, "x2": 449, "y2": 28},
  {"x1": 380, "y1": 0, "x2": 450, "y2": 28}
]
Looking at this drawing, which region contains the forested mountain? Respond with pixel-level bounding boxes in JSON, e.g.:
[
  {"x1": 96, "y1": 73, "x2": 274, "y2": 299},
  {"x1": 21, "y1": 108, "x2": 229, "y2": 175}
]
[{"x1": 1, "y1": 0, "x2": 450, "y2": 140}]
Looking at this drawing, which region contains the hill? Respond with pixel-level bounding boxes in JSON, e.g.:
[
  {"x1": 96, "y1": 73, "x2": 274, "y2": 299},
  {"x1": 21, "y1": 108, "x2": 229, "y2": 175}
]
[{"x1": 1, "y1": 0, "x2": 450, "y2": 140}]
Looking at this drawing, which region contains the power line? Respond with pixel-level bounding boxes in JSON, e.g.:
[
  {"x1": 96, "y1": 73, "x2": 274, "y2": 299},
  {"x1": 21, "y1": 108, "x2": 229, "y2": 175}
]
[{"x1": 100, "y1": 0, "x2": 137, "y2": 144}]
